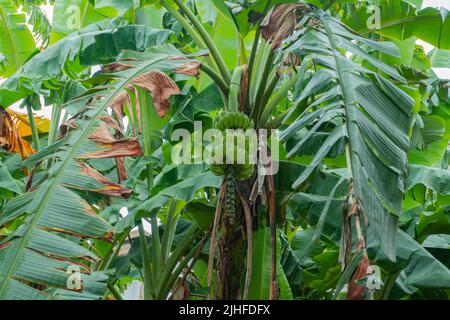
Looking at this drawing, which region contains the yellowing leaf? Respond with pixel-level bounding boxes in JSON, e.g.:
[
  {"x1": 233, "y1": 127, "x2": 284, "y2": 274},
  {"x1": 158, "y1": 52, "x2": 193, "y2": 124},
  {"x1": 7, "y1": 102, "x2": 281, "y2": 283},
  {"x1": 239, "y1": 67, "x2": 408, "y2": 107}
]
[{"x1": 7, "y1": 109, "x2": 50, "y2": 137}]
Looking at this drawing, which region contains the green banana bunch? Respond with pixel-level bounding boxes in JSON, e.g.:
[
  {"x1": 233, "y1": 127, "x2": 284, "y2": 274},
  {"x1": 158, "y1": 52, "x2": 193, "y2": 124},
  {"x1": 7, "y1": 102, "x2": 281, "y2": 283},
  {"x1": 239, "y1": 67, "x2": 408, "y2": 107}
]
[
  {"x1": 214, "y1": 110, "x2": 255, "y2": 131},
  {"x1": 210, "y1": 138, "x2": 254, "y2": 181},
  {"x1": 210, "y1": 66, "x2": 255, "y2": 181}
]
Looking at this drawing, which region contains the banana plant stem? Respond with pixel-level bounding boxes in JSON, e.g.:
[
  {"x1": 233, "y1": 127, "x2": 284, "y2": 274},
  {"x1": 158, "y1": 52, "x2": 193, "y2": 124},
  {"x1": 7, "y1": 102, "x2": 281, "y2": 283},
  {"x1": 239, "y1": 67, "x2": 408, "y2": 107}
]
[
  {"x1": 160, "y1": 200, "x2": 178, "y2": 264},
  {"x1": 25, "y1": 103, "x2": 41, "y2": 150},
  {"x1": 107, "y1": 282, "x2": 124, "y2": 300},
  {"x1": 380, "y1": 271, "x2": 400, "y2": 300},
  {"x1": 260, "y1": 71, "x2": 300, "y2": 126},
  {"x1": 98, "y1": 228, "x2": 131, "y2": 271},
  {"x1": 200, "y1": 64, "x2": 229, "y2": 97},
  {"x1": 160, "y1": 1, "x2": 215, "y2": 67},
  {"x1": 138, "y1": 222, "x2": 154, "y2": 300},
  {"x1": 246, "y1": 0, "x2": 272, "y2": 110},
  {"x1": 47, "y1": 103, "x2": 61, "y2": 146},
  {"x1": 137, "y1": 88, "x2": 163, "y2": 298},
  {"x1": 260, "y1": 71, "x2": 279, "y2": 112},
  {"x1": 252, "y1": 49, "x2": 274, "y2": 124},
  {"x1": 160, "y1": 0, "x2": 205, "y2": 48},
  {"x1": 246, "y1": 26, "x2": 260, "y2": 87}
]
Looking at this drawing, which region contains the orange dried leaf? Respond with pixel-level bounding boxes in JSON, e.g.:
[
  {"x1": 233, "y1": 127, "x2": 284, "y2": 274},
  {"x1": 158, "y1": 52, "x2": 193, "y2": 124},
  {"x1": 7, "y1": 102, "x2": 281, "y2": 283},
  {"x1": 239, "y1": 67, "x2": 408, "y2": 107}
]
[
  {"x1": 0, "y1": 110, "x2": 35, "y2": 159},
  {"x1": 7, "y1": 109, "x2": 50, "y2": 137}
]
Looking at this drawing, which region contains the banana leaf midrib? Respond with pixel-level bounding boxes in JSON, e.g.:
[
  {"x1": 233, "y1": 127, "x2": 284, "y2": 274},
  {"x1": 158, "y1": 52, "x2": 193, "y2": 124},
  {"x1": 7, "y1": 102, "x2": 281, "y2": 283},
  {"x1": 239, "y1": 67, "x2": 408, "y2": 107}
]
[{"x1": 320, "y1": 16, "x2": 362, "y2": 195}]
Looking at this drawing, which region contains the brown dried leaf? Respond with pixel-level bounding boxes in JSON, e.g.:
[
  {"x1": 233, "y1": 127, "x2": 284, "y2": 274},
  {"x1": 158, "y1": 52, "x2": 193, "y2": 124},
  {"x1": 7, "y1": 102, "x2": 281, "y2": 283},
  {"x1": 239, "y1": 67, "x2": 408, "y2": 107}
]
[
  {"x1": 69, "y1": 117, "x2": 144, "y2": 159},
  {"x1": 283, "y1": 52, "x2": 301, "y2": 67},
  {"x1": 103, "y1": 62, "x2": 134, "y2": 73},
  {"x1": 60, "y1": 116, "x2": 141, "y2": 183},
  {"x1": 88, "y1": 121, "x2": 117, "y2": 144},
  {"x1": 110, "y1": 90, "x2": 131, "y2": 130},
  {"x1": 260, "y1": 4, "x2": 309, "y2": 49},
  {"x1": 347, "y1": 252, "x2": 370, "y2": 300},
  {"x1": 81, "y1": 139, "x2": 143, "y2": 159},
  {"x1": 81, "y1": 122, "x2": 143, "y2": 159},
  {"x1": 131, "y1": 71, "x2": 180, "y2": 117},
  {"x1": 175, "y1": 61, "x2": 202, "y2": 77},
  {"x1": 116, "y1": 157, "x2": 128, "y2": 182},
  {"x1": 74, "y1": 161, "x2": 132, "y2": 198},
  {"x1": 99, "y1": 115, "x2": 124, "y2": 135},
  {"x1": 109, "y1": 85, "x2": 141, "y2": 135}
]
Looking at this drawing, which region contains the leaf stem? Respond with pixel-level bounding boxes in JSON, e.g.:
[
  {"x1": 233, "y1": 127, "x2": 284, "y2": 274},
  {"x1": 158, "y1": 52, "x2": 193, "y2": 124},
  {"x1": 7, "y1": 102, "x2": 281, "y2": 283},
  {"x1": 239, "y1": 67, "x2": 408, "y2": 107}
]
[
  {"x1": 200, "y1": 63, "x2": 229, "y2": 97},
  {"x1": 107, "y1": 282, "x2": 124, "y2": 300},
  {"x1": 138, "y1": 222, "x2": 154, "y2": 300},
  {"x1": 47, "y1": 102, "x2": 61, "y2": 146},
  {"x1": 160, "y1": 200, "x2": 180, "y2": 264},
  {"x1": 171, "y1": 0, "x2": 231, "y2": 83},
  {"x1": 252, "y1": 49, "x2": 274, "y2": 125},
  {"x1": 380, "y1": 271, "x2": 400, "y2": 300},
  {"x1": 25, "y1": 101, "x2": 41, "y2": 150},
  {"x1": 229, "y1": 66, "x2": 244, "y2": 112},
  {"x1": 246, "y1": 0, "x2": 272, "y2": 111},
  {"x1": 98, "y1": 227, "x2": 131, "y2": 271},
  {"x1": 260, "y1": 70, "x2": 300, "y2": 127}
]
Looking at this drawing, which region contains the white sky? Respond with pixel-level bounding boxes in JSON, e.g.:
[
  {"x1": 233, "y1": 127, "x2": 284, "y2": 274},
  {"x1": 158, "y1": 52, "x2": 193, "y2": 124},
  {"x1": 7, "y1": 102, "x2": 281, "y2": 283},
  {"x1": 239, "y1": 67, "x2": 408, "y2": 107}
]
[
  {"x1": 2, "y1": 0, "x2": 450, "y2": 119},
  {"x1": 423, "y1": 0, "x2": 449, "y2": 7}
]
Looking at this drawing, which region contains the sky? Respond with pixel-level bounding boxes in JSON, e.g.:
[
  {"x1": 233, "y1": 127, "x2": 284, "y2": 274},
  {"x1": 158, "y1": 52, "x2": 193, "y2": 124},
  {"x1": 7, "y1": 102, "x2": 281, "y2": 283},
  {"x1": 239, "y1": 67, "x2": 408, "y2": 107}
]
[{"x1": 3, "y1": 0, "x2": 450, "y2": 120}]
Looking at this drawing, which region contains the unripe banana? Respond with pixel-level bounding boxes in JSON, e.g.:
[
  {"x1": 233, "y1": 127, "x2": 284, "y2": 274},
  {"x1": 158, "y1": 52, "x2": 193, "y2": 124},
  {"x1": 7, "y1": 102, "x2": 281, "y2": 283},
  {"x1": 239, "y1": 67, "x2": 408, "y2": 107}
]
[{"x1": 237, "y1": 113, "x2": 245, "y2": 129}]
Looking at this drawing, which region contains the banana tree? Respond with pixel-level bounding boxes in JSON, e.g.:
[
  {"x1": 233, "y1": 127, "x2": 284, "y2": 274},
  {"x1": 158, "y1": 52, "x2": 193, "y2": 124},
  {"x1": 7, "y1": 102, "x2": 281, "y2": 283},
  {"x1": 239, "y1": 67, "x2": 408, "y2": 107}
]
[{"x1": 0, "y1": 0, "x2": 449, "y2": 300}]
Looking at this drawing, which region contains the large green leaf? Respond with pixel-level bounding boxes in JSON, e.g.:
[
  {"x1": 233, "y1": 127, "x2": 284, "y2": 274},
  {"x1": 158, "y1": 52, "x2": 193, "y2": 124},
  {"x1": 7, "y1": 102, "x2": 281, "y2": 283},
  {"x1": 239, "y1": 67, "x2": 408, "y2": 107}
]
[
  {"x1": 281, "y1": 9, "x2": 414, "y2": 259},
  {"x1": 247, "y1": 228, "x2": 292, "y2": 300},
  {"x1": 286, "y1": 179, "x2": 450, "y2": 292},
  {"x1": 368, "y1": 228, "x2": 450, "y2": 291},
  {"x1": 115, "y1": 169, "x2": 222, "y2": 233},
  {"x1": 0, "y1": 48, "x2": 197, "y2": 299},
  {"x1": 406, "y1": 164, "x2": 450, "y2": 194},
  {"x1": 429, "y1": 49, "x2": 450, "y2": 68},
  {"x1": 345, "y1": 0, "x2": 450, "y2": 49},
  {"x1": 0, "y1": 0, "x2": 37, "y2": 77},
  {"x1": 0, "y1": 160, "x2": 23, "y2": 194},
  {"x1": 0, "y1": 20, "x2": 170, "y2": 108}
]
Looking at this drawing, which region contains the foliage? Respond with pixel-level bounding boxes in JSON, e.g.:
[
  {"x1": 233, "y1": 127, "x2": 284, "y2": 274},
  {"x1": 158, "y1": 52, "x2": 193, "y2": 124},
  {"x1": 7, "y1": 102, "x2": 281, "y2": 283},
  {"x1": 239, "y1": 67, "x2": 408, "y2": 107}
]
[{"x1": 0, "y1": 0, "x2": 449, "y2": 300}]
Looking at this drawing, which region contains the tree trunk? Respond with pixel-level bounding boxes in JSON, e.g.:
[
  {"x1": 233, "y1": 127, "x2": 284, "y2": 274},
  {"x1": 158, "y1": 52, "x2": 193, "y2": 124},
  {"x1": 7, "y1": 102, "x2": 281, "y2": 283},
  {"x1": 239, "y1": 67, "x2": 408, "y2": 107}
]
[{"x1": 216, "y1": 177, "x2": 254, "y2": 299}]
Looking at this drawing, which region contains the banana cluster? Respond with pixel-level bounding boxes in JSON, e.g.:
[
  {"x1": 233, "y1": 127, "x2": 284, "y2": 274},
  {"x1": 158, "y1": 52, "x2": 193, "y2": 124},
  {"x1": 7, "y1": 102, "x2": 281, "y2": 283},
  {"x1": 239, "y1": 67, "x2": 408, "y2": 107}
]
[
  {"x1": 214, "y1": 110, "x2": 255, "y2": 131},
  {"x1": 210, "y1": 111, "x2": 255, "y2": 181},
  {"x1": 210, "y1": 145, "x2": 255, "y2": 181}
]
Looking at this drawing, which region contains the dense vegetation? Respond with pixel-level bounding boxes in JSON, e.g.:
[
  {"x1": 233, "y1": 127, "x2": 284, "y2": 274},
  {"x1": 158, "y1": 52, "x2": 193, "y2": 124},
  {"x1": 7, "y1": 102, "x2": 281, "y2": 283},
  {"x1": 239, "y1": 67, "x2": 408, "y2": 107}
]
[{"x1": 0, "y1": 0, "x2": 449, "y2": 300}]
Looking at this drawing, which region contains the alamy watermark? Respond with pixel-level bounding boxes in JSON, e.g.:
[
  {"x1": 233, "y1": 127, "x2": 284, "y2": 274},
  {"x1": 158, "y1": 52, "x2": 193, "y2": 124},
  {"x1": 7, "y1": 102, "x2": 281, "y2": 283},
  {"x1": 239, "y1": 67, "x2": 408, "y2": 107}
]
[
  {"x1": 62, "y1": 2, "x2": 383, "y2": 31},
  {"x1": 356, "y1": 1, "x2": 382, "y2": 30},
  {"x1": 66, "y1": 265, "x2": 82, "y2": 290},
  {"x1": 65, "y1": 5, "x2": 82, "y2": 30},
  {"x1": 366, "y1": 265, "x2": 382, "y2": 291}
]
